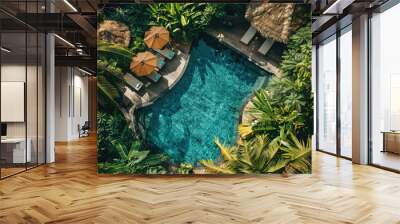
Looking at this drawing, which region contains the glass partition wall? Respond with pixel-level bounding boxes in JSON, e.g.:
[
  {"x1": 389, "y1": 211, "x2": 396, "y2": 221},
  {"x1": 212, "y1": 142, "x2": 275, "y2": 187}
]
[
  {"x1": 339, "y1": 26, "x2": 352, "y2": 159},
  {"x1": 370, "y1": 3, "x2": 400, "y2": 171},
  {"x1": 0, "y1": 2, "x2": 46, "y2": 179},
  {"x1": 315, "y1": 25, "x2": 353, "y2": 159},
  {"x1": 317, "y1": 35, "x2": 337, "y2": 154}
]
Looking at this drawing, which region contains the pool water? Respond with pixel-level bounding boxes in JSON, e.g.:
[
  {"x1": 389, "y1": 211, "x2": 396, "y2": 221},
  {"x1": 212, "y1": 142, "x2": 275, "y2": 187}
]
[{"x1": 140, "y1": 38, "x2": 270, "y2": 165}]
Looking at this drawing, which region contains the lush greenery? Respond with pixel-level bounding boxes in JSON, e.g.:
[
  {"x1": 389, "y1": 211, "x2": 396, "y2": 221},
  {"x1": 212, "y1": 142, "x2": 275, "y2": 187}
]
[
  {"x1": 148, "y1": 3, "x2": 218, "y2": 42},
  {"x1": 201, "y1": 132, "x2": 311, "y2": 174},
  {"x1": 212, "y1": 4, "x2": 246, "y2": 20},
  {"x1": 97, "y1": 41, "x2": 144, "y2": 136},
  {"x1": 100, "y1": 3, "x2": 233, "y2": 44},
  {"x1": 239, "y1": 25, "x2": 313, "y2": 142},
  {"x1": 176, "y1": 163, "x2": 194, "y2": 175},
  {"x1": 97, "y1": 110, "x2": 169, "y2": 174},
  {"x1": 100, "y1": 5, "x2": 150, "y2": 52},
  {"x1": 97, "y1": 110, "x2": 133, "y2": 162},
  {"x1": 98, "y1": 139, "x2": 169, "y2": 174},
  {"x1": 97, "y1": 4, "x2": 312, "y2": 175},
  {"x1": 207, "y1": 23, "x2": 313, "y2": 174}
]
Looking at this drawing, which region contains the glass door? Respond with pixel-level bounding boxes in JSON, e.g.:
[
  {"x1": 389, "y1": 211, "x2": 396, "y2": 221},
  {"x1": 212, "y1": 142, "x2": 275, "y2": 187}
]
[
  {"x1": 370, "y1": 3, "x2": 400, "y2": 171},
  {"x1": 0, "y1": 31, "x2": 28, "y2": 178},
  {"x1": 317, "y1": 35, "x2": 337, "y2": 154},
  {"x1": 0, "y1": 0, "x2": 47, "y2": 179}
]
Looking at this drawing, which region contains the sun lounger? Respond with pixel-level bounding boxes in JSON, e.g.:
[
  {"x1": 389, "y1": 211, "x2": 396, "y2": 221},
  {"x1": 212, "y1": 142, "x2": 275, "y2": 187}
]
[
  {"x1": 153, "y1": 48, "x2": 175, "y2": 60},
  {"x1": 157, "y1": 56, "x2": 166, "y2": 69},
  {"x1": 123, "y1": 73, "x2": 143, "y2": 91},
  {"x1": 147, "y1": 71, "x2": 162, "y2": 83},
  {"x1": 240, "y1": 26, "x2": 257, "y2": 45},
  {"x1": 258, "y1": 38, "x2": 274, "y2": 55}
]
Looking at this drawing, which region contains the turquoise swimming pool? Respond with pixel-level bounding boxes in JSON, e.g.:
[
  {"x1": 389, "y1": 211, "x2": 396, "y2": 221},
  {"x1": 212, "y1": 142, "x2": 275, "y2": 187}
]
[{"x1": 140, "y1": 37, "x2": 270, "y2": 165}]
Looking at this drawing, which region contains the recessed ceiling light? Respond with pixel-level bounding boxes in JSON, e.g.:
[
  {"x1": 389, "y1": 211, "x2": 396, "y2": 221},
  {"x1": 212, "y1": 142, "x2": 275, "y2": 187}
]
[
  {"x1": 1, "y1": 47, "x2": 11, "y2": 53},
  {"x1": 78, "y1": 67, "x2": 92, "y2": 76},
  {"x1": 322, "y1": 0, "x2": 355, "y2": 15},
  {"x1": 54, "y1": 34, "x2": 75, "y2": 48},
  {"x1": 63, "y1": 0, "x2": 78, "y2": 12}
]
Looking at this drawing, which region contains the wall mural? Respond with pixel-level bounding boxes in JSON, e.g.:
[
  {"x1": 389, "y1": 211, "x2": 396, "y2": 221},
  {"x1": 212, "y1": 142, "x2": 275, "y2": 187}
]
[{"x1": 97, "y1": 3, "x2": 312, "y2": 175}]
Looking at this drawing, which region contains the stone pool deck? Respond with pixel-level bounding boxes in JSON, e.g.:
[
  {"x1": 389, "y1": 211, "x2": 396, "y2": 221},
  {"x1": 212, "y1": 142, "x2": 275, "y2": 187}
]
[
  {"x1": 206, "y1": 21, "x2": 282, "y2": 77},
  {"x1": 124, "y1": 43, "x2": 191, "y2": 108}
]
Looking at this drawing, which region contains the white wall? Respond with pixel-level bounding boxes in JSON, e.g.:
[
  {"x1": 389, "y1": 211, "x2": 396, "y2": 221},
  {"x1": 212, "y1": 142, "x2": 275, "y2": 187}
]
[
  {"x1": 54, "y1": 66, "x2": 89, "y2": 141},
  {"x1": 55, "y1": 66, "x2": 69, "y2": 141},
  {"x1": 1, "y1": 63, "x2": 46, "y2": 164},
  {"x1": 1, "y1": 64, "x2": 27, "y2": 139}
]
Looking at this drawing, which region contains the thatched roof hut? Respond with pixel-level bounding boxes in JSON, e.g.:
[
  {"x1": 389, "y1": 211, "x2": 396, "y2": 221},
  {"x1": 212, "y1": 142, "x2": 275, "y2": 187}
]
[
  {"x1": 97, "y1": 20, "x2": 131, "y2": 47},
  {"x1": 245, "y1": 2, "x2": 299, "y2": 43}
]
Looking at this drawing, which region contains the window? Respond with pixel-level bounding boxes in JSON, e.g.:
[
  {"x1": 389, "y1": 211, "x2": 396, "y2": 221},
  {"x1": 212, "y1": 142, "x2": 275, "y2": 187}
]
[
  {"x1": 339, "y1": 26, "x2": 352, "y2": 158},
  {"x1": 317, "y1": 35, "x2": 337, "y2": 154},
  {"x1": 370, "y1": 3, "x2": 400, "y2": 171}
]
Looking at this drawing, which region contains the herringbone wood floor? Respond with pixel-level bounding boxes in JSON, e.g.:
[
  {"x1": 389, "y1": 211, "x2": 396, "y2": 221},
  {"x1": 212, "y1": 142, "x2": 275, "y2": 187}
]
[{"x1": 1, "y1": 136, "x2": 400, "y2": 224}]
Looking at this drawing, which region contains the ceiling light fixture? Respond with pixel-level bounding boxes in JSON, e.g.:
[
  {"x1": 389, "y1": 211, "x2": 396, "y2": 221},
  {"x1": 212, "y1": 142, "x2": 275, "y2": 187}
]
[
  {"x1": 63, "y1": 0, "x2": 78, "y2": 12},
  {"x1": 322, "y1": 0, "x2": 355, "y2": 15},
  {"x1": 54, "y1": 34, "x2": 75, "y2": 48},
  {"x1": 1, "y1": 47, "x2": 11, "y2": 53},
  {"x1": 78, "y1": 67, "x2": 93, "y2": 76}
]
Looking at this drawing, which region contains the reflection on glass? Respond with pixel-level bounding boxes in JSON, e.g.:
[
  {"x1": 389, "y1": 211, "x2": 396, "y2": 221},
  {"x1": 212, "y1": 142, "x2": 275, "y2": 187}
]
[
  {"x1": 318, "y1": 35, "x2": 337, "y2": 154},
  {"x1": 38, "y1": 33, "x2": 46, "y2": 165},
  {"x1": 1, "y1": 31, "x2": 27, "y2": 177},
  {"x1": 27, "y1": 31, "x2": 38, "y2": 169},
  {"x1": 340, "y1": 26, "x2": 352, "y2": 158},
  {"x1": 0, "y1": 0, "x2": 47, "y2": 179},
  {"x1": 371, "y1": 3, "x2": 400, "y2": 171}
]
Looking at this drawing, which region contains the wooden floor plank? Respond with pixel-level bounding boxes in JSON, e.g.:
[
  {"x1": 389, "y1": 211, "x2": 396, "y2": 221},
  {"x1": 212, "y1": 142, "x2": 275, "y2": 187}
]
[{"x1": 0, "y1": 136, "x2": 400, "y2": 223}]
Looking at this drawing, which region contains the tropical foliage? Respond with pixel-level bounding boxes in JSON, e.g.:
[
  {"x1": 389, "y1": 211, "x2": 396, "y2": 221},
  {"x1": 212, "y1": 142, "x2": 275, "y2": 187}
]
[
  {"x1": 98, "y1": 139, "x2": 169, "y2": 174},
  {"x1": 100, "y1": 4, "x2": 150, "y2": 51},
  {"x1": 200, "y1": 132, "x2": 311, "y2": 174},
  {"x1": 147, "y1": 3, "x2": 218, "y2": 42},
  {"x1": 239, "y1": 24, "x2": 312, "y2": 142},
  {"x1": 97, "y1": 4, "x2": 312, "y2": 175},
  {"x1": 212, "y1": 4, "x2": 247, "y2": 21},
  {"x1": 97, "y1": 111, "x2": 136, "y2": 162},
  {"x1": 97, "y1": 40, "x2": 143, "y2": 135},
  {"x1": 176, "y1": 163, "x2": 194, "y2": 174}
]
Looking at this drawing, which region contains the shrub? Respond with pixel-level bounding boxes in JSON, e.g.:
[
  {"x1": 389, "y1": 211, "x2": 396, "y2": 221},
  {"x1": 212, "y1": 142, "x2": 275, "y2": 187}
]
[
  {"x1": 97, "y1": 110, "x2": 135, "y2": 162},
  {"x1": 147, "y1": 3, "x2": 217, "y2": 42},
  {"x1": 98, "y1": 139, "x2": 169, "y2": 174},
  {"x1": 102, "y1": 4, "x2": 151, "y2": 49},
  {"x1": 201, "y1": 133, "x2": 311, "y2": 174},
  {"x1": 240, "y1": 24, "x2": 312, "y2": 141}
]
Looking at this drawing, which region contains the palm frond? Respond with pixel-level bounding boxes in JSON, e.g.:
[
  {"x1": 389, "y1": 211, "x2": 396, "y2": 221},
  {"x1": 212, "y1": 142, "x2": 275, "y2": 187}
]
[
  {"x1": 200, "y1": 160, "x2": 236, "y2": 174},
  {"x1": 214, "y1": 138, "x2": 235, "y2": 161},
  {"x1": 98, "y1": 41, "x2": 134, "y2": 60}
]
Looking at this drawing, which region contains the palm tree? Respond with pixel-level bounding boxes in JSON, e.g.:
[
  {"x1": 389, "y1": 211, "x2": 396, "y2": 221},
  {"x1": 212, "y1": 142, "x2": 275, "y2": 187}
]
[
  {"x1": 97, "y1": 41, "x2": 139, "y2": 135},
  {"x1": 200, "y1": 133, "x2": 311, "y2": 174}
]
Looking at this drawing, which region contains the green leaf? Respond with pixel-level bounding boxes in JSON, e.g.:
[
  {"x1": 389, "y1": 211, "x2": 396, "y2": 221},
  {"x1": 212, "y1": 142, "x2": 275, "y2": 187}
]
[{"x1": 180, "y1": 15, "x2": 188, "y2": 26}]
